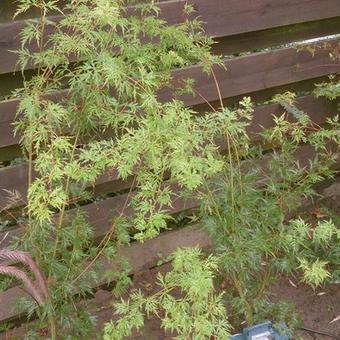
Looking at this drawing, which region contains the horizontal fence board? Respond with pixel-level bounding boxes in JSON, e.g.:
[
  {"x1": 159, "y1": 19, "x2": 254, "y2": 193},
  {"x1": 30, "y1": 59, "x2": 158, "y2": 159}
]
[
  {"x1": 187, "y1": 0, "x2": 340, "y2": 38},
  {"x1": 1, "y1": 18, "x2": 339, "y2": 99},
  {"x1": 0, "y1": 183, "x2": 198, "y2": 250},
  {"x1": 0, "y1": 77, "x2": 331, "y2": 163},
  {"x1": 193, "y1": 76, "x2": 331, "y2": 114},
  {"x1": 0, "y1": 225, "x2": 210, "y2": 322},
  {"x1": 0, "y1": 95, "x2": 337, "y2": 211},
  {"x1": 1, "y1": 166, "x2": 340, "y2": 323},
  {"x1": 161, "y1": 39, "x2": 340, "y2": 106},
  {"x1": 1, "y1": 139, "x2": 339, "y2": 252},
  {"x1": 0, "y1": 89, "x2": 68, "y2": 150},
  {"x1": 0, "y1": 39, "x2": 339, "y2": 153},
  {"x1": 1, "y1": 0, "x2": 340, "y2": 74},
  {"x1": 0, "y1": 144, "x2": 339, "y2": 322},
  {"x1": 213, "y1": 17, "x2": 340, "y2": 56}
]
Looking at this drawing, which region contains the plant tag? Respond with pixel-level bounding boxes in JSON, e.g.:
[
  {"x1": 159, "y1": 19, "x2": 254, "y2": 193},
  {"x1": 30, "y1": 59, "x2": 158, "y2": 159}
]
[{"x1": 251, "y1": 331, "x2": 272, "y2": 340}]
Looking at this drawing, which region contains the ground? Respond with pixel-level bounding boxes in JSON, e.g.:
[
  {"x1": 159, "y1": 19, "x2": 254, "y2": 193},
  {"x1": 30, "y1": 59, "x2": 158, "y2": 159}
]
[
  {"x1": 82, "y1": 183, "x2": 340, "y2": 340},
  {"x1": 88, "y1": 264, "x2": 340, "y2": 339},
  {"x1": 2, "y1": 260, "x2": 340, "y2": 340}
]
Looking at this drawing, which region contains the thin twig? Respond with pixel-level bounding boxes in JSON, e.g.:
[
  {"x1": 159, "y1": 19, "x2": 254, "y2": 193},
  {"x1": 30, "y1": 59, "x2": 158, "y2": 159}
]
[{"x1": 300, "y1": 326, "x2": 340, "y2": 340}]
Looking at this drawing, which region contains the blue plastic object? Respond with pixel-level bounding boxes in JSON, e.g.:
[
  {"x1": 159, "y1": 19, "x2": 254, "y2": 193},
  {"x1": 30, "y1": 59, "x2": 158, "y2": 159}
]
[{"x1": 231, "y1": 321, "x2": 291, "y2": 340}]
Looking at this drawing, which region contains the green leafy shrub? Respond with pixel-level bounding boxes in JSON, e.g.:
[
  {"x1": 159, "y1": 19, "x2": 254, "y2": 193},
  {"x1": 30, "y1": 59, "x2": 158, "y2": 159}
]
[
  {"x1": 103, "y1": 247, "x2": 230, "y2": 340},
  {"x1": 3, "y1": 0, "x2": 339, "y2": 338},
  {"x1": 313, "y1": 45, "x2": 339, "y2": 101},
  {"x1": 104, "y1": 91, "x2": 339, "y2": 338},
  {"x1": 7, "y1": 0, "x2": 230, "y2": 337},
  {"x1": 200, "y1": 92, "x2": 340, "y2": 328}
]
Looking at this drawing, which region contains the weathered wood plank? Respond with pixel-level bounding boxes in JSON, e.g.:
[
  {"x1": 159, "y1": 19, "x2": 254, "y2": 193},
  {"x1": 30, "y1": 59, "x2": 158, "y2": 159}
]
[
  {"x1": 0, "y1": 181, "x2": 199, "y2": 250},
  {"x1": 0, "y1": 39, "x2": 339, "y2": 152},
  {"x1": 1, "y1": 0, "x2": 340, "y2": 74},
  {"x1": 185, "y1": 0, "x2": 340, "y2": 38},
  {"x1": 1, "y1": 138, "x2": 339, "y2": 252},
  {"x1": 1, "y1": 165, "x2": 339, "y2": 323},
  {"x1": 0, "y1": 95, "x2": 337, "y2": 211},
  {"x1": 160, "y1": 39, "x2": 340, "y2": 106},
  {"x1": 1, "y1": 17, "x2": 339, "y2": 99},
  {"x1": 0, "y1": 89, "x2": 68, "y2": 149},
  {"x1": 213, "y1": 17, "x2": 340, "y2": 56}
]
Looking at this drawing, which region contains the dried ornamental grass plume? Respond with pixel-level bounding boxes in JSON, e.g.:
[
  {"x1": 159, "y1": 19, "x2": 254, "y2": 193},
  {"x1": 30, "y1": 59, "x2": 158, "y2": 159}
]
[
  {"x1": 0, "y1": 265, "x2": 44, "y2": 305},
  {"x1": 0, "y1": 249, "x2": 49, "y2": 305}
]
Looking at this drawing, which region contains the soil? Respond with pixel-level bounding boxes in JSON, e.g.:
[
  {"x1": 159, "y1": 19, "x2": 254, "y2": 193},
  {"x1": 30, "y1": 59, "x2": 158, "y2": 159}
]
[
  {"x1": 6, "y1": 263, "x2": 338, "y2": 339},
  {"x1": 270, "y1": 279, "x2": 340, "y2": 340},
  {"x1": 87, "y1": 265, "x2": 340, "y2": 340},
  {"x1": 85, "y1": 188, "x2": 340, "y2": 339}
]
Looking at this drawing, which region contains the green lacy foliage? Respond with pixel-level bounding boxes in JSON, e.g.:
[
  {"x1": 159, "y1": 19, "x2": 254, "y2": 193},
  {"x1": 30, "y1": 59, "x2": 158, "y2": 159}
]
[
  {"x1": 200, "y1": 93, "x2": 340, "y2": 327},
  {"x1": 103, "y1": 247, "x2": 230, "y2": 340},
  {"x1": 287, "y1": 219, "x2": 340, "y2": 287},
  {"x1": 9, "y1": 0, "x2": 234, "y2": 337},
  {"x1": 103, "y1": 91, "x2": 339, "y2": 338},
  {"x1": 314, "y1": 75, "x2": 340, "y2": 101},
  {"x1": 6, "y1": 0, "x2": 340, "y2": 338},
  {"x1": 14, "y1": 0, "x2": 223, "y2": 241},
  {"x1": 313, "y1": 43, "x2": 339, "y2": 101},
  {"x1": 14, "y1": 211, "x2": 100, "y2": 337}
]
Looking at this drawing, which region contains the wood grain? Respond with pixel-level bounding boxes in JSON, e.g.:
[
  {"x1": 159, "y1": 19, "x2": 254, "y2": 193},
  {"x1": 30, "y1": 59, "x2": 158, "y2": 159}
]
[
  {"x1": 1, "y1": 0, "x2": 340, "y2": 74},
  {"x1": 0, "y1": 95, "x2": 337, "y2": 211},
  {"x1": 1, "y1": 39, "x2": 339, "y2": 152}
]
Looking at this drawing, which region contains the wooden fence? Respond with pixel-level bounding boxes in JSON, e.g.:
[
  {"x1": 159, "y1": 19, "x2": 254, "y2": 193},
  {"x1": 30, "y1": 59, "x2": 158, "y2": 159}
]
[{"x1": 0, "y1": 0, "x2": 339, "y2": 326}]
